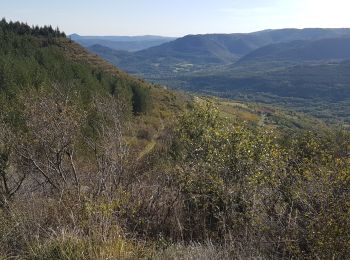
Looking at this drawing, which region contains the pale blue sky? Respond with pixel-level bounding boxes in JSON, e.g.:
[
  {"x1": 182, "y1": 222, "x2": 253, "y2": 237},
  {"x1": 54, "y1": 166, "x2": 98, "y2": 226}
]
[{"x1": 1, "y1": 0, "x2": 350, "y2": 36}]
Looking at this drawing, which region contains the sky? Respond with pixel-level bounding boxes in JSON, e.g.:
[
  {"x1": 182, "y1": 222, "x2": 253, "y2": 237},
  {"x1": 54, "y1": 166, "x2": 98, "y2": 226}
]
[{"x1": 1, "y1": 0, "x2": 350, "y2": 36}]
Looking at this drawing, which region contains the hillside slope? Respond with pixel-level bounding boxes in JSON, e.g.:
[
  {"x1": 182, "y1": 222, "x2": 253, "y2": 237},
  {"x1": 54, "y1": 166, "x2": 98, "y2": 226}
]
[
  {"x1": 0, "y1": 19, "x2": 188, "y2": 158},
  {"x1": 180, "y1": 61, "x2": 350, "y2": 123},
  {"x1": 238, "y1": 37, "x2": 350, "y2": 64}
]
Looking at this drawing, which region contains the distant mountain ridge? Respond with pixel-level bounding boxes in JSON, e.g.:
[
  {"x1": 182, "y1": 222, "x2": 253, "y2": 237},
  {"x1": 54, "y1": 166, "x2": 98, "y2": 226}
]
[
  {"x1": 89, "y1": 28, "x2": 350, "y2": 73},
  {"x1": 70, "y1": 34, "x2": 176, "y2": 52}
]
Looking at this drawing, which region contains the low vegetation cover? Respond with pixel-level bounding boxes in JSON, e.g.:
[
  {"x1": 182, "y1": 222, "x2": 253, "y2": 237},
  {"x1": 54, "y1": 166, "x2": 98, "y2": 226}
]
[{"x1": 0, "y1": 20, "x2": 349, "y2": 259}]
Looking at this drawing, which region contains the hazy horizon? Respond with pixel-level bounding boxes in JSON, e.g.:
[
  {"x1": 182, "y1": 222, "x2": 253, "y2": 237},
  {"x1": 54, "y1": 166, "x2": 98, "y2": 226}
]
[
  {"x1": 2, "y1": 0, "x2": 350, "y2": 37},
  {"x1": 69, "y1": 27, "x2": 350, "y2": 38}
]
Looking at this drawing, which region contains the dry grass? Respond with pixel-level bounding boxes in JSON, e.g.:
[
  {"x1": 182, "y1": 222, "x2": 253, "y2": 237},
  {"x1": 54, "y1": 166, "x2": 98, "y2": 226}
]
[{"x1": 154, "y1": 241, "x2": 266, "y2": 260}]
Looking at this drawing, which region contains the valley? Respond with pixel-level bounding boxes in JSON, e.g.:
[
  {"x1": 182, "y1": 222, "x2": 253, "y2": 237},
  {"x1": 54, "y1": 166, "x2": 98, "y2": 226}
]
[{"x1": 88, "y1": 28, "x2": 350, "y2": 125}]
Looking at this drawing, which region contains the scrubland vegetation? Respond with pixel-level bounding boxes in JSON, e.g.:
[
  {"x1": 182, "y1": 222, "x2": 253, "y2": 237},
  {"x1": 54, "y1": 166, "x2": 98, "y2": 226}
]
[{"x1": 0, "y1": 20, "x2": 349, "y2": 259}]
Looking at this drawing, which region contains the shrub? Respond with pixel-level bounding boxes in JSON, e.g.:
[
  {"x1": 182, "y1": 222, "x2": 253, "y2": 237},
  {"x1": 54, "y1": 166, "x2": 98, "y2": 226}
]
[{"x1": 131, "y1": 84, "x2": 151, "y2": 114}]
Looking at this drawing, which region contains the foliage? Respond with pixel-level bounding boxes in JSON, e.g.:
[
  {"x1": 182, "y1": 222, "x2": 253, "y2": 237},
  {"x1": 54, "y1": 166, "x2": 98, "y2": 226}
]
[
  {"x1": 0, "y1": 18, "x2": 153, "y2": 126},
  {"x1": 131, "y1": 83, "x2": 152, "y2": 114},
  {"x1": 0, "y1": 18, "x2": 66, "y2": 37},
  {"x1": 165, "y1": 103, "x2": 350, "y2": 258}
]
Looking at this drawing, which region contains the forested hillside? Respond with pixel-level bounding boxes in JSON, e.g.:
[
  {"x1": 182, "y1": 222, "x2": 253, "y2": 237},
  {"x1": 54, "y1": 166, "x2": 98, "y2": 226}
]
[
  {"x1": 238, "y1": 37, "x2": 350, "y2": 63},
  {"x1": 182, "y1": 60, "x2": 350, "y2": 124},
  {"x1": 1, "y1": 20, "x2": 350, "y2": 259}
]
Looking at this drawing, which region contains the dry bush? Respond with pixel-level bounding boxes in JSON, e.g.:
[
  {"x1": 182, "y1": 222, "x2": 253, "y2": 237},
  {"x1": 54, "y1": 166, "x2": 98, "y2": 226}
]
[
  {"x1": 0, "y1": 87, "x2": 141, "y2": 258},
  {"x1": 13, "y1": 89, "x2": 86, "y2": 196},
  {"x1": 83, "y1": 96, "x2": 132, "y2": 198},
  {"x1": 0, "y1": 117, "x2": 25, "y2": 209},
  {"x1": 1, "y1": 98, "x2": 350, "y2": 259}
]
